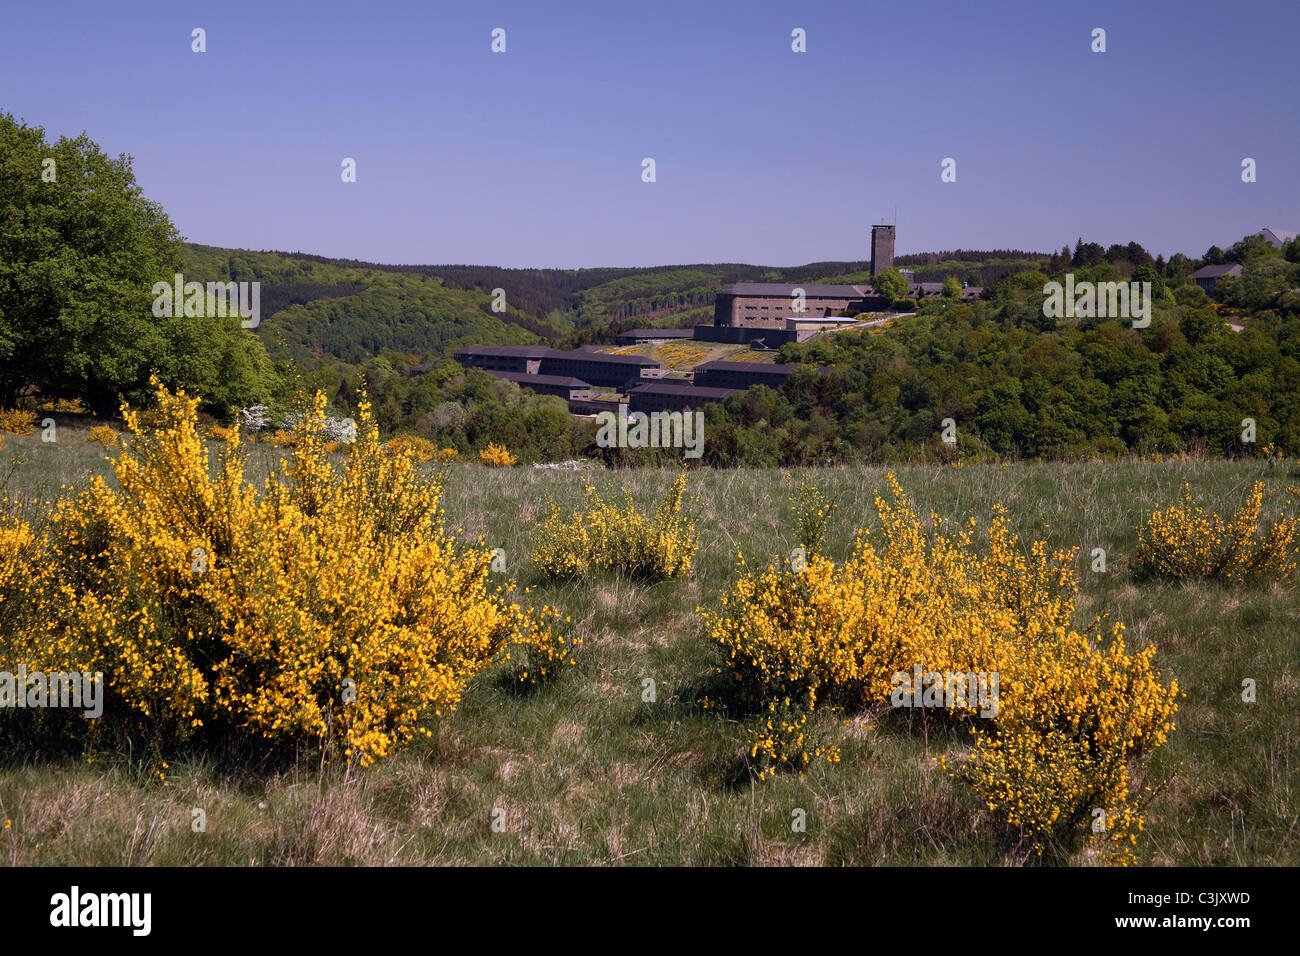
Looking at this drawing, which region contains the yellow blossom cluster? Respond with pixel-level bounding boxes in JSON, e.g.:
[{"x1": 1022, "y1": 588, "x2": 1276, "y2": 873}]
[
  {"x1": 532, "y1": 473, "x2": 697, "y2": 580},
  {"x1": 703, "y1": 473, "x2": 1179, "y2": 862},
  {"x1": 384, "y1": 434, "x2": 437, "y2": 463},
  {"x1": 0, "y1": 379, "x2": 571, "y2": 767},
  {"x1": 655, "y1": 343, "x2": 708, "y2": 369},
  {"x1": 745, "y1": 696, "x2": 841, "y2": 781},
  {"x1": 86, "y1": 425, "x2": 118, "y2": 446},
  {"x1": 37, "y1": 398, "x2": 86, "y2": 414},
  {"x1": 0, "y1": 408, "x2": 37, "y2": 436},
  {"x1": 1133, "y1": 482, "x2": 1298, "y2": 581},
  {"x1": 206, "y1": 424, "x2": 239, "y2": 443},
  {"x1": 479, "y1": 442, "x2": 517, "y2": 467}
]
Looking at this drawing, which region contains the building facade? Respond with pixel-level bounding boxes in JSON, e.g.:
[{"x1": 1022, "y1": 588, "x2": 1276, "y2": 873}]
[
  {"x1": 626, "y1": 382, "x2": 738, "y2": 414},
  {"x1": 712, "y1": 283, "x2": 869, "y2": 328},
  {"x1": 538, "y1": 351, "x2": 659, "y2": 388},
  {"x1": 871, "y1": 224, "x2": 895, "y2": 276},
  {"x1": 454, "y1": 345, "x2": 661, "y2": 389},
  {"x1": 452, "y1": 345, "x2": 550, "y2": 374},
  {"x1": 483, "y1": 370, "x2": 593, "y2": 400},
  {"x1": 615, "y1": 328, "x2": 695, "y2": 345},
  {"x1": 692, "y1": 360, "x2": 797, "y2": 390},
  {"x1": 1190, "y1": 264, "x2": 1242, "y2": 294}
]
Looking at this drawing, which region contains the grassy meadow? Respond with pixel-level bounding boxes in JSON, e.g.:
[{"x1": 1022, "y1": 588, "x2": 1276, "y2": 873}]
[{"x1": 1, "y1": 419, "x2": 1296, "y2": 866}]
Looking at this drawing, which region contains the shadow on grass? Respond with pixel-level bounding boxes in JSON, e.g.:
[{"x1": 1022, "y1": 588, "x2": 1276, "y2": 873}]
[{"x1": 0, "y1": 711, "x2": 340, "y2": 793}]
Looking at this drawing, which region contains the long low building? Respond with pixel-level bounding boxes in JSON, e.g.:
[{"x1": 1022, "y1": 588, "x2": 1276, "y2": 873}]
[
  {"x1": 540, "y1": 350, "x2": 660, "y2": 388},
  {"x1": 452, "y1": 345, "x2": 551, "y2": 374},
  {"x1": 615, "y1": 328, "x2": 696, "y2": 344},
  {"x1": 568, "y1": 397, "x2": 627, "y2": 416},
  {"x1": 627, "y1": 382, "x2": 739, "y2": 414},
  {"x1": 454, "y1": 345, "x2": 661, "y2": 389},
  {"x1": 692, "y1": 360, "x2": 797, "y2": 390},
  {"x1": 692, "y1": 324, "x2": 799, "y2": 347},
  {"x1": 483, "y1": 370, "x2": 593, "y2": 400}
]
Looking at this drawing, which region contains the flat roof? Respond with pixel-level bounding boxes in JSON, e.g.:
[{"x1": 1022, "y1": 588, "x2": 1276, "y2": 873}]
[
  {"x1": 455, "y1": 345, "x2": 659, "y2": 366},
  {"x1": 694, "y1": 360, "x2": 797, "y2": 375},
  {"x1": 627, "y1": 383, "x2": 739, "y2": 399},
  {"x1": 557, "y1": 350, "x2": 659, "y2": 366},
  {"x1": 453, "y1": 344, "x2": 552, "y2": 357},
  {"x1": 485, "y1": 370, "x2": 591, "y2": 388},
  {"x1": 724, "y1": 283, "x2": 868, "y2": 298},
  {"x1": 1190, "y1": 264, "x2": 1243, "y2": 278}
]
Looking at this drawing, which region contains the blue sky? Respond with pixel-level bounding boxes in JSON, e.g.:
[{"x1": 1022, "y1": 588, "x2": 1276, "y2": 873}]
[{"x1": 2, "y1": 0, "x2": 1297, "y2": 267}]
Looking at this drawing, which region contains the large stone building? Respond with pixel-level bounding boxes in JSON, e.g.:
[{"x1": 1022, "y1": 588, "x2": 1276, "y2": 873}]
[
  {"x1": 712, "y1": 282, "x2": 871, "y2": 328},
  {"x1": 709, "y1": 223, "x2": 904, "y2": 330}
]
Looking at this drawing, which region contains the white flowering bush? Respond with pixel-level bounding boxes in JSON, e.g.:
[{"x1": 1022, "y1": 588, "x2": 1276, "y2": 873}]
[
  {"x1": 240, "y1": 404, "x2": 271, "y2": 431},
  {"x1": 278, "y1": 411, "x2": 357, "y2": 444}
]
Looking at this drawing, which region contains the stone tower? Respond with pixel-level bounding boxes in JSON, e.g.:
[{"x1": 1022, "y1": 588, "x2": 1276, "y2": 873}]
[{"x1": 870, "y1": 224, "x2": 895, "y2": 276}]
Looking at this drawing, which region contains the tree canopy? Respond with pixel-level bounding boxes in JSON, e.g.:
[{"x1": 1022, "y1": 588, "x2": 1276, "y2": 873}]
[{"x1": 0, "y1": 113, "x2": 272, "y2": 416}]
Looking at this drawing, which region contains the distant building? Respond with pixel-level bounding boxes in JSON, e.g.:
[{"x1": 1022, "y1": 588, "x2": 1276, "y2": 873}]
[
  {"x1": 626, "y1": 382, "x2": 738, "y2": 414},
  {"x1": 1260, "y1": 227, "x2": 1298, "y2": 250},
  {"x1": 483, "y1": 370, "x2": 592, "y2": 401},
  {"x1": 693, "y1": 360, "x2": 797, "y2": 390},
  {"x1": 568, "y1": 396, "x2": 627, "y2": 417},
  {"x1": 871, "y1": 224, "x2": 895, "y2": 276},
  {"x1": 454, "y1": 345, "x2": 661, "y2": 389},
  {"x1": 693, "y1": 324, "x2": 800, "y2": 347},
  {"x1": 909, "y1": 282, "x2": 984, "y2": 301},
  {"x1": 539, "y1": 350, "x2": 659, "y2": 388},
  {"x1": 713, "y1": 283, "x2": 870, "y2": 328},
  {"x1": 452, "y1": 345, "x2": 551, "y2": 374},
  {"x1": 1190, "y1": 263, "x2": 1243, "y2": 293},
  {"x1": 615, "y1": 328, "x2": 695, "y2": 345}
]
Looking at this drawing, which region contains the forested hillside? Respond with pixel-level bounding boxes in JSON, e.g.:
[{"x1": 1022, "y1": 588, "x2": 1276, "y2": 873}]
[
  {"x1": 185, "y1": 245, "x2": 1077, "y2": 370},
  {"x1": 181, "y1": 245, "x2": 553, "y2": 369}
]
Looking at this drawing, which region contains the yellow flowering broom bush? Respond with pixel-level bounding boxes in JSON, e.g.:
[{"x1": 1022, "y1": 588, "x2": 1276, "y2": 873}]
[
  {"x1": 1, "y1": 379, "x2": 572, "y2": 766},
  {"x1": 0, "y1": 408, "x2": 37, "y2": 436},
  {"x1": 532, "y1": 473, "x2": 697, "y2": 580},
  {"x1": 479, "y1": 442, "x2": 516, "y2": 467},
  {"x1": 957, "y1": 624, "x2": 1176, "y2": 864},
  {"x1": 1133, "y1": 481, "x2": 1298, "y2": 581},
  {"x1": 86, "y1": 425, "x2": 118, "y2": 446},
  {"x1": 385, "y1": 434, "x2": 436, "y2": 463},
  {"x1": 703, "y1": 474, "x2": 1179, "y2": 862},
  {"x1": 0, "y1": 506, "x2": 52, "y2": 652}
]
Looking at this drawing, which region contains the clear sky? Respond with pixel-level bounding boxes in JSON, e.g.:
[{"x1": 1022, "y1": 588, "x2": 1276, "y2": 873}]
[{"x1": 2, "y1": 0, "x2": 1297, "y2": 268}]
